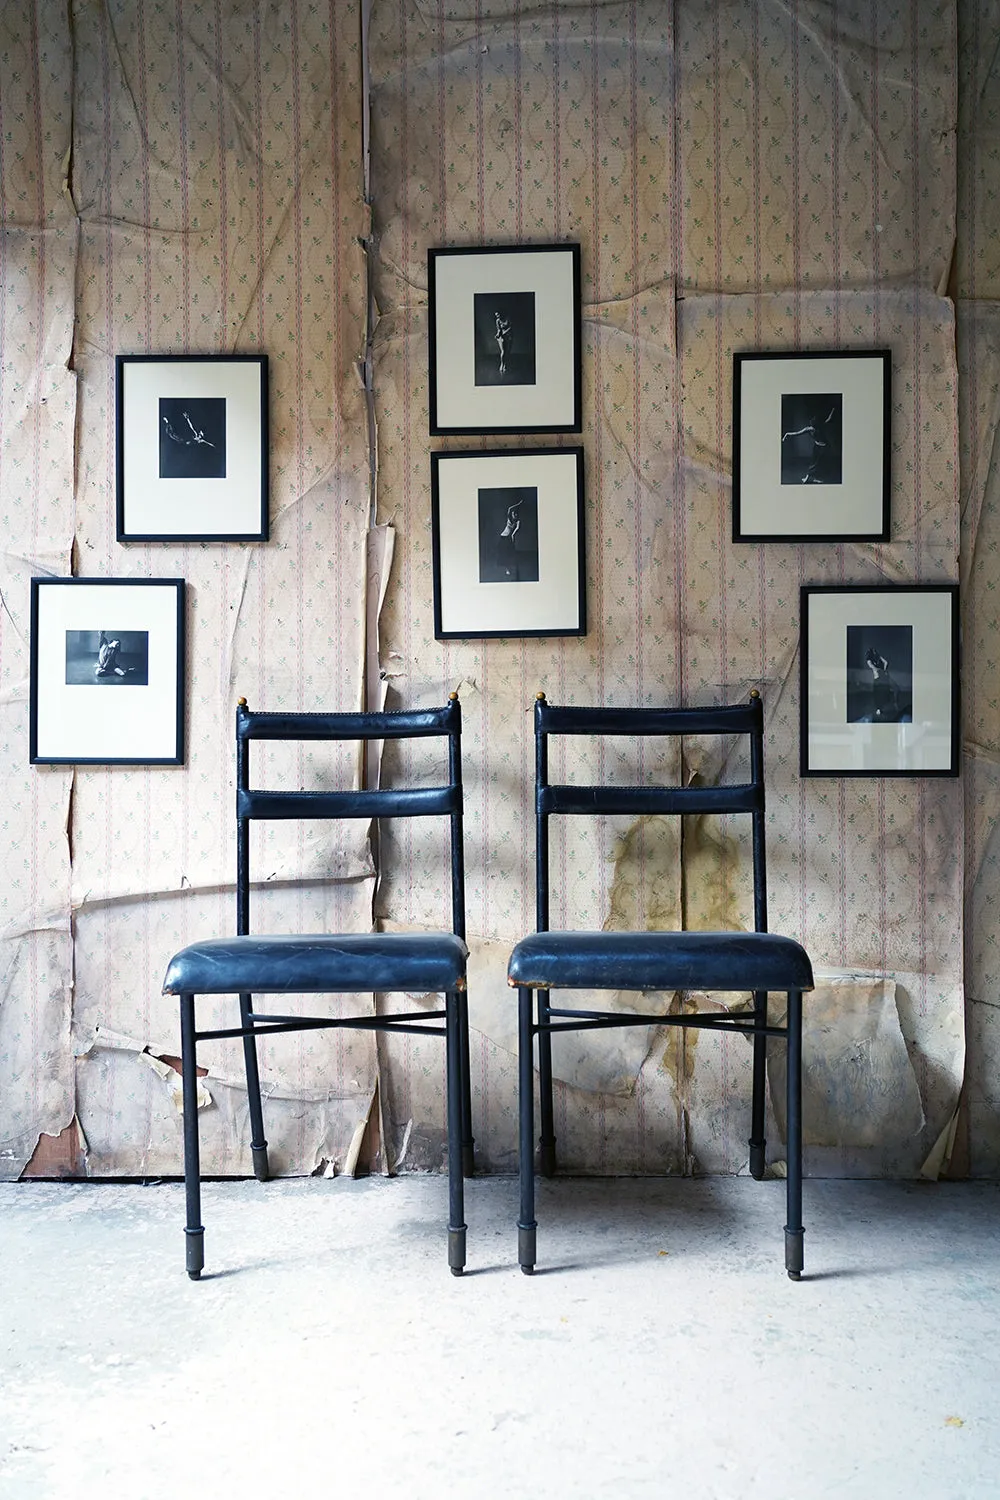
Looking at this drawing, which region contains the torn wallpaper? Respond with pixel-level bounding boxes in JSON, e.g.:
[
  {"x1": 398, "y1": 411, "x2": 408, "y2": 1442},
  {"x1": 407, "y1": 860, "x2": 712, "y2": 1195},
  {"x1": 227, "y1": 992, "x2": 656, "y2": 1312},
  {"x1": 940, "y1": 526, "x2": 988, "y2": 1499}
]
[
  {"x1": 369, "y1": 0, "x2": 967, "y2": 1178},
  {"x1": 1, "y1": 0, "x2": 996, "y2": 1182}
]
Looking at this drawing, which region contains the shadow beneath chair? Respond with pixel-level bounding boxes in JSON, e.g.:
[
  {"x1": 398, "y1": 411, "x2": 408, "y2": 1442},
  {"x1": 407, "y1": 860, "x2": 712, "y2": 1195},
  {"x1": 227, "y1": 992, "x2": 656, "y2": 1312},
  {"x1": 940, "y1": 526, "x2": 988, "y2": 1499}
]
[
  {"x1": 194, "y1": 1266, "x2": 261, "y2": 1282},
  {"x1": 457, "y1": 1262, "x2": 519, "y2": 1278},
  {"x1": 796, "y1": 1266, "x2": 905, "y2": 1283}
]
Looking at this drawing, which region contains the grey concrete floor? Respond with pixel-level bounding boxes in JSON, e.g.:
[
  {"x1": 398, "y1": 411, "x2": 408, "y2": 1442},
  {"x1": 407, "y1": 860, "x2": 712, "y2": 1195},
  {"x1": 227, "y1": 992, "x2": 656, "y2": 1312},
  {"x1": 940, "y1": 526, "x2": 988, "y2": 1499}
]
[{"x1": 1, "y1": 1175, "x2": 998, "y2": 1499}]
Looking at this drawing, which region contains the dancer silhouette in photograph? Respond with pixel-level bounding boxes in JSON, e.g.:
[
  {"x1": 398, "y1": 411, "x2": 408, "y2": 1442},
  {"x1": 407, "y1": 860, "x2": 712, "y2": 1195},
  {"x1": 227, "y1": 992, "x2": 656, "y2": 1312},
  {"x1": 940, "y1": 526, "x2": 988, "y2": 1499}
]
[
  {"x1": 95, "y1": 632, "x2": 130, "y2": 678},
  {"x1": 845, "y1": 624, "x2": 912, "y2": 724},
  {"x1": 780, "y1": 392, "x2": 843, "y2": 484}
]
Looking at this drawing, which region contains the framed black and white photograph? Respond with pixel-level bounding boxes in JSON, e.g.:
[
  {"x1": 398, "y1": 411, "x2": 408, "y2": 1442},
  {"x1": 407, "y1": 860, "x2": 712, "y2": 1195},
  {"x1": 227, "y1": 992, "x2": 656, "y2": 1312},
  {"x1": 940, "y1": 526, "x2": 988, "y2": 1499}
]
[
  {"x1": 116, "y1": 354, "x2": 268, "y2": 541},
  {"x1": 800, "y1": 584, "x2": 959, "y2": 777},
  {"x1": 733, "y1": 350, "x2": 891, "y2": 542},
  {"x1": 428, "y1": 244, "x2": 581, "y2": 435},
  {"x1": 431, "y1": 447, "x2": 586, "y2": 639},
  {"x1": 30, "y1": 577, "x2": 186, "y2": 765}
]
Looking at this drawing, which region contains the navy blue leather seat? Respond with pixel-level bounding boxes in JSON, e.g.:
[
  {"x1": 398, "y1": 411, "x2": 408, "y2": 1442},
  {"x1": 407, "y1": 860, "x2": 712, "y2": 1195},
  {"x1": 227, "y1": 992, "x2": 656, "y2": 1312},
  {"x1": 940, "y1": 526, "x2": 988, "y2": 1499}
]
[
  {"x1": 507, "y1": 692, "x2": 814, "y2": 1278},
  {"x1": 163, "y1": 695, "x2": 473, "y2": 1278}
]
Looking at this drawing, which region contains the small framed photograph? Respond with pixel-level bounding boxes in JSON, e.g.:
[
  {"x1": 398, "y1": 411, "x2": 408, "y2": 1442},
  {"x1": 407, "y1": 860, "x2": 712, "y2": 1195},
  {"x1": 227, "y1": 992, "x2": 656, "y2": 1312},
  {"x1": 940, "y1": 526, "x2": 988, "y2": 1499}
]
[
  {"x1": 800, "y1": 584, "x2": 959, "y2": 777},
  {"x1": 733, "y1": 350, "x2": 891, "y2": 542},
  {"x1": 431, "y1": 447, "x2": 586, "y2": 639},
  {"x1": 428, "y1": 244, "x2": 582, "y2": 435},
  {"x1": 116, "y1": 354, "x2": 268, "y2": 541},
  {"x1": 30, "y1": 577, "x2": 186, "y2": 765}
]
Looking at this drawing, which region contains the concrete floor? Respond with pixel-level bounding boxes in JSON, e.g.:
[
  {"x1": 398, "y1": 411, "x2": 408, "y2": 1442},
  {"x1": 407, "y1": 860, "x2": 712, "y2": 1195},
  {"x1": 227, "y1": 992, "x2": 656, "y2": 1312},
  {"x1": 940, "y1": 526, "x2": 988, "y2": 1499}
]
[{"x1": 1, "y1": 1175, "x2": 998, "y2": 1499}]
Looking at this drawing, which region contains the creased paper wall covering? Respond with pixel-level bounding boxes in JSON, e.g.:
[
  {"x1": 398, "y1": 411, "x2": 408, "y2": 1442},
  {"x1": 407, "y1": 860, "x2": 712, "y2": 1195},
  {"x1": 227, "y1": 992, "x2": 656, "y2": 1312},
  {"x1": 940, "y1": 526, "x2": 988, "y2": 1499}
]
[
  {"x1": 2, "y1": 0, "x2": 374, "y2": 1180},
  {"x1": 0, "y1": 5, "x2": 77, "y2": 1178},
  {"x1": 2, "y1": 1, "x2": 996, "y2": 1182},
  {"x1": 957, "y1": 0, "x2": 1000, "y2": 1175},
  {"x1": 369, "y1": 0, "x2": 966, "y2": 1178}
]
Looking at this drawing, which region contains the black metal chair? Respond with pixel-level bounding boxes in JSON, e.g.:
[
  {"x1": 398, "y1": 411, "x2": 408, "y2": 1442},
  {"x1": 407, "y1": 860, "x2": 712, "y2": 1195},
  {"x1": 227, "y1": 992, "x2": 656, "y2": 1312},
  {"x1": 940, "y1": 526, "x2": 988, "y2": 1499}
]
[
  {"x1": 508, "y1": 690, "x2": 814, "y2": 1279},
  {"x1": 163, "y1": 693, "x2": 474, "y2": 1278}
]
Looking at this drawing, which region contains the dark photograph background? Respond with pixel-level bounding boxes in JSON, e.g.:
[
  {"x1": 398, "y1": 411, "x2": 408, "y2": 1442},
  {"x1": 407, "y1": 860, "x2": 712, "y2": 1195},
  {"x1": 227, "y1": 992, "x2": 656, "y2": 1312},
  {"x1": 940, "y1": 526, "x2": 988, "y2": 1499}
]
[
  {"x1": 158, "y1": 396, "x2": 227, "y2": 479},
  {"x1": 477, "y1": 486, "x2": 539, "y2": 582},
  {"x1": 780, "y1": 391, "x2": 843, "y2": 484},
  {"x1": 473, "y1": 291, "x2": 536, "y2": 387},
  {"x1": 845, "y1": 623, "x2": 913, "y2": 723}
]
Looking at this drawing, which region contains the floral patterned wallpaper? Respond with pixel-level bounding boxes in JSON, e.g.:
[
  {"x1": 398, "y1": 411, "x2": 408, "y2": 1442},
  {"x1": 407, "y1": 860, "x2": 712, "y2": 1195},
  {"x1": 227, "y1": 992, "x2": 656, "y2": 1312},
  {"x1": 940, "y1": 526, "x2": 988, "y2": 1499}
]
[{"x1": 0, "y1": 1, "x2": 996, "y2": 1183}]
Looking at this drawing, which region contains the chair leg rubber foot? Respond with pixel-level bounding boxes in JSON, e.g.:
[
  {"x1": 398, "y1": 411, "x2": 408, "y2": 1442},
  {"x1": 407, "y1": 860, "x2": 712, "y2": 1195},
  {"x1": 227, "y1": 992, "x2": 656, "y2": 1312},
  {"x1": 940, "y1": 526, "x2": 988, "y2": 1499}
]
[
  {"x1": 784, "y1": 1226, "x2": 805, "y2": 1278},
  {"x1": 251, "y1": 1144, "x2": 270, "y2": 1182},
  {"x1": 184, "y1": 1227, "x2": 205, "y2": 1279},
  {"x1": 521, "y1": 1264, "x2": 534, "y2": 1276},
  {"x1": 448, "y1": 1226, "x2": 467, "y2": 1274},
  {"x1": 539, "y1": 1142, "x2": 556, "y2": 1179},
  {"x1": 749, "y1": 1140, "x2": 766, "y2": 1180},
  {"x1": 518, "y1": 1223, "x2": 536, "y2": 1274},
  {"x1": 462, "y1": 1143, "x2": 475, "y2": 1180}
]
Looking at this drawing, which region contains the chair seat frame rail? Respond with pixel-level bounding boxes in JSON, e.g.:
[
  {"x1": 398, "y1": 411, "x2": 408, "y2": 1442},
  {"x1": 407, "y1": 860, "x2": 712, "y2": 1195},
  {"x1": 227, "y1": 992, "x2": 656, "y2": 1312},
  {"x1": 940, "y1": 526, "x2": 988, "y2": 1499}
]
[
  {"x1": 507, "y1": 691, "x2": 814, "y2": 1279},
  {"x1": 162, "y1": 694, "x2": 474, "y2": 1278}
]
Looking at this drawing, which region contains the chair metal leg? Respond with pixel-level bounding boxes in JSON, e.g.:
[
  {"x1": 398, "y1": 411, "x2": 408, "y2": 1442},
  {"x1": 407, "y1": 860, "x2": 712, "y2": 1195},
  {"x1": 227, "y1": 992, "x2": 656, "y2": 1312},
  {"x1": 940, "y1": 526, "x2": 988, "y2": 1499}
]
[
  {"x1": 239, "y1": 992, "x2": 270, "y2": 1181},
  {"x1": 536, "y1": 987, "x2": 557, "y2": 1177},
  {"x1": 445, "y1": 991, "x2": 467, "y2": 1276},
  {"x1": 180, "y1": 994, "x2": 205, "y2": 1280},
  {"x1": 784, "y1": 990, "x2": 804, "y2": 1280},
  {"x1": 518, "y1": 986, "x2": 537, "y2": 1274},
  {"x1": 458, "y1": 989, "x2": 476, "y2": 1179},
  {"x1": 749, "y1": 988, "x2": 768, "y2": 1180}
]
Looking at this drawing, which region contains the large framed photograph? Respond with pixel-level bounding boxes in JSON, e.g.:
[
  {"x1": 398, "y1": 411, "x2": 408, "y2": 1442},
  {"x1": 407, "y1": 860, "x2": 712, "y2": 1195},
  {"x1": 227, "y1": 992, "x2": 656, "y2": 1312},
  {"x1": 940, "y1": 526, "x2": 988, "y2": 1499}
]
[
  {"x1": 733, "y1": 350, "x2": 891, "y2": 542},
  {"x1": 800, "y1": 585, "x2": 959, "y2": 777},
  {"x1": 431, "y1": 447, "x2": 586, "y2": 639},
  {"x1": 116, "y1": 354, "x2": 268, "y2": 541},
  {"x1": 30, "y1": 577, "x2": 186, "y2": 765},
  {"x1": 428, "y1": 244, "x2": 582, "y2": 435}
]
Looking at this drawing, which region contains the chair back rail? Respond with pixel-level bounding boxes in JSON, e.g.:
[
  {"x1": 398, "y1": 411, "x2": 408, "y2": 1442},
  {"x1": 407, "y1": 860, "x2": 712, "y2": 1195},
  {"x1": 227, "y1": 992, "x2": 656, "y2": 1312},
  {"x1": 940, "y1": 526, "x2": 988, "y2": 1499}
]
[
  {"x1": 235, "y1": 695, "x2": 465, "y2": 940},
  {"x1": 236, "y1": 703, "x2": 459, "y2": 740},
  {"x1": 536, "y1": 701, "x2": 763, "y2": 737},
  {"x1": 237, "y1": 786, "x2": 461, "y2": 821},
  {"x1": 534, "y1": 692, "x2": 768, "y2": 936}
]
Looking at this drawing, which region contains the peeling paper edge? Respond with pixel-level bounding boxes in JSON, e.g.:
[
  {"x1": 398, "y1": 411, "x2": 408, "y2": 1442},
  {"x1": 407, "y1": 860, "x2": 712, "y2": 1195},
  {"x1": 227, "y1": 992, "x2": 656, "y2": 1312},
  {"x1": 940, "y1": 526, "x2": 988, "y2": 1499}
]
[
  {"x1": 138, "y1": 1048, "x2": 212, "y2": 1114},
  {"x1": 920, "y1": 1109, "x2": 961, "y2": 1180}
]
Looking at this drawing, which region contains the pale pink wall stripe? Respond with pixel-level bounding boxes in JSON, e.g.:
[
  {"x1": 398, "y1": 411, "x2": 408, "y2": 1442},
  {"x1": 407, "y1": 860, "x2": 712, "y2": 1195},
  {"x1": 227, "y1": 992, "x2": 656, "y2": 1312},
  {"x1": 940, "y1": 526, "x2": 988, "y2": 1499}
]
[
  {"x1": 832, "y1": 0, "x2": 848, "y2": 967},
  {"x1": 215, "y1": 0, "x2": 229, "y2": 345},
  {"x1": 329, "y1": 0, "x2": 346, "y2": 1088},
  {"x1": 713, "y1": 2, "x2": 727, "y2": 701},
  {"x1": 911, "y1": 7, "x2": 928, "y2": 1066},
  {"x1": 136, "y1": 1, "x2": 152, "y2": 351},
  {"x1": 98, "y1": 5, "x2": 118, "y2": 1131},
  {"x1": 396, "y1": 0, "x2": 413, "y2": 1122},
  {"x1": 254, "y1": 5, "x2": 267, "y2": 708},
  {"x1": 28, "y1": 2, "x2": 46, "y2": 1127},
  {"x1": 790, "y1": 3, "x2": 808, "y2": 970},
  {"x1": 174, "y1": 1, "x2": 193, "y2": 973},
  {"x1": 288, "y1": 0, "x2": 308, "y2": 1156}
]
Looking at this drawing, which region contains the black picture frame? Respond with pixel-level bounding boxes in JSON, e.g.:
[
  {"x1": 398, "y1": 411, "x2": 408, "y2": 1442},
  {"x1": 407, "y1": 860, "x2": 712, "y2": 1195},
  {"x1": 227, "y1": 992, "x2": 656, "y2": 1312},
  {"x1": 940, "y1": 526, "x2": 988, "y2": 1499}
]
[
  {"x1": 800, "y1": 584, "x2": 959, "y2": 777},
  {"x1": 431, "y1": 447, "x2": 586, "y2": 639},
  {"x1": 116, "y1": 354, "x2": 269, "y2": 542},
  {"x1": 733, "y1": 350, "x2": 891, "y2": 543},
  {"x1": 30, "y1": 577, "x2": 186, "y2": 765},
  {"x1": 428, "y1": 244, "x2": 582, "y2": 436}
]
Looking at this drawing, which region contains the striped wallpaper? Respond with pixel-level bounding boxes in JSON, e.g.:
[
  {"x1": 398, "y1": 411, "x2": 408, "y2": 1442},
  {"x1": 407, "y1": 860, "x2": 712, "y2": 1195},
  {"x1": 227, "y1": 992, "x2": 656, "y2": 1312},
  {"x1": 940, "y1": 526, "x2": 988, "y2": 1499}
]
[{"x1": 0, "y1": 1, "x2": 996, "y2": 1182}]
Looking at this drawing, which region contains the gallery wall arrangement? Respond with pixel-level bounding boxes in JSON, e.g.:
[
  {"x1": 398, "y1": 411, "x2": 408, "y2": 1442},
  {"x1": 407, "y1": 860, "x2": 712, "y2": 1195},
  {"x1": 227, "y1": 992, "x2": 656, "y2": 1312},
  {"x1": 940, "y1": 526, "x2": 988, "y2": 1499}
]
[{"x1": 2, "y1": 0, "x2": 999, "y2": 1188}]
